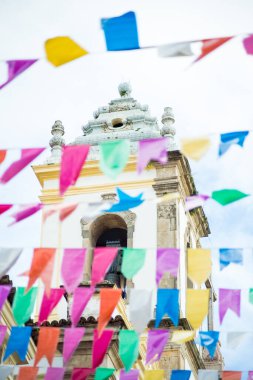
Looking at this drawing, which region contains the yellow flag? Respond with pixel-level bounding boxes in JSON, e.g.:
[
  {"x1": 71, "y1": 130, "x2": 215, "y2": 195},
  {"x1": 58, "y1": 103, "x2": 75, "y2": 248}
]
[
  {"x1": 45, "y1": 36, "x2": 88, "y2": 67},
  {"x1": 186, "y1": 289, "x2": 209, "y2": 329},
  {"x1": 181, "y1": 137, "x2": 211, "y2": 160},
  {"x1": 188, "y1": 248, "x2": 211, "y2": 286},
  {"x1": 144, "y1": 370, "x2": 165, "y2": 380},
  {"x1": 170, "y1": 330, "x2": 195, "y2": 344}
]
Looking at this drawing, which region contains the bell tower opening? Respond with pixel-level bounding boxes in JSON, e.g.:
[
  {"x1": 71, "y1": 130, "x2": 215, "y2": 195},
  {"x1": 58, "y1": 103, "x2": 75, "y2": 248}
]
[{"x1": 90, "y1": 214, "x2": 128, "y2": 292}]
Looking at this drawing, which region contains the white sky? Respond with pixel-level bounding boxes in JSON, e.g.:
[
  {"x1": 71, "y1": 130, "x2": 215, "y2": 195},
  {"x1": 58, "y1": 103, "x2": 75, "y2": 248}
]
[{"x1": 1, "y1": 0, "x2": 253, "y2": 372}]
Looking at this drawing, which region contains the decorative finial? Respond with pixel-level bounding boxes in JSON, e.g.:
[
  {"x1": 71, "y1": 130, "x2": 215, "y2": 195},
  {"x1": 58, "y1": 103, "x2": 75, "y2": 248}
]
[
  {"x1": 118, "y1": 82, "x2": 132, "y2": 98},
  {"x1": 161, "y1": 107, "x2": 175, "y2": 137},
  {"x1": 48, "y1": 120, "x2": 65, "y2": 163}
]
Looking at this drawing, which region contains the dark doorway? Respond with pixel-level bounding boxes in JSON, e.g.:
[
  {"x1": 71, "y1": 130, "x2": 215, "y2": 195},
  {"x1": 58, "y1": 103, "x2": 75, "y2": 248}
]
[{"x1": 96, "y1": 227, "x2": 127, "y2": 290}]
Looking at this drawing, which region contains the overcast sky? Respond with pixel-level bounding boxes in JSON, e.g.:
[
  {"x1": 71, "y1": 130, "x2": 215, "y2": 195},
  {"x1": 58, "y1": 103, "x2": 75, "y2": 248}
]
[{"x1": 1, "y1": 0, "x2": 253, "y2": 372}]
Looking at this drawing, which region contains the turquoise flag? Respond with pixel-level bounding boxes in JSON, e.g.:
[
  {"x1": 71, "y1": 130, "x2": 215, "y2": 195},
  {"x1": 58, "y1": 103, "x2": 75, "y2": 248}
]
[
  {"x1": 12, "y1": 287, "x2": 38, "y2": 325},
  {"x1": 99, "y1": 140, "x2": 130, "y2": 179},
  {"x1": 119, "y1": 330, "x2": 139, "y2": 371},
  {"x1": 211, "y1": 189, "x2": 249, "y2": 205},
  {"x1": 95, "y1": 368, "x2": 115, "y2": 380},
  {"x1": 121, "y1": 248, "x2": 146, "y2": 279}
]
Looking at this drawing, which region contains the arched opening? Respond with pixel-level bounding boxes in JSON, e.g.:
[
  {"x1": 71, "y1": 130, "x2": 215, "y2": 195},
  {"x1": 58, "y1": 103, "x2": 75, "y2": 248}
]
[
  {"x1": 112, "y1": 118, "x2": 124, "y2": 129},
  {"x1": 90, "y1": 214, "x2": 128, "y2": 292}
]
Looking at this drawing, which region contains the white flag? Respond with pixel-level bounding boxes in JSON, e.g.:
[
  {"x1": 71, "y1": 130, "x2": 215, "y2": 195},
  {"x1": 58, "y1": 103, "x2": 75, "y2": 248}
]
[
  {"x1": 129, "y1": 289, "x2": 152, "y2": 334},
  {"x1": 198, "y1": 369, "x2": 218, "y2": 380},
  {"x1": 0, "y1": 248, "x2": 22, "y2": 277},
  {"x1": 226, "y1": 332, "x2": 248, "y2": 349},
  {"x1": 158, "y1": 42, "x2": 194, "y2": 57},
  {"x1": 0, "y1": 366, "x2": 14, "y2": 380}
]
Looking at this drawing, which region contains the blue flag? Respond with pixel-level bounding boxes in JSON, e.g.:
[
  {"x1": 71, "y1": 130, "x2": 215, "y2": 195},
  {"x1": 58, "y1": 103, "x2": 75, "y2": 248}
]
[
  {"x1": 101, "y1": 11, "x2": 140, "y2": 51},
  {"x1": 219, "y1": 131, "x2": 249, "y2": 156},
  {"x1": 171, "y1": 370, "x2": 191, "y2": 380},
  {"x1": 106, "y1": 187, "x2": 144, "y2": 212},
  {"x1": 155, "y1": 289, "x2": 179, "y2": 327},
  {"x1": 3, "y1": 326, "x2": 32, "y2": 361},
  {"x1": 219, "y1": 248, "x2": 243, "y2": 270},
  {"x1": 199, "y1": 331, "x2": 219, "y2": 358}
]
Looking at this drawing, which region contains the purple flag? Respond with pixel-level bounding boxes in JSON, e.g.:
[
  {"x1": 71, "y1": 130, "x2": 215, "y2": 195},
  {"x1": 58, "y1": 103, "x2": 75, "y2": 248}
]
[
  {"x1": 9, "y1": 203, "x2": 42, "y2": 225},
  {"x1": 0, "y1": 60, "x2": 37, "y2": 90},
  {"x1": 219, "y1": 288, "x2": 241, "y2": 324},
  {"x1": 70, "y1": 287, "x2": 94, "y2": 326},
  {"x1": 243, "y1": 35, "x2": 253, "y2": 55},
  {"x1": 44, "y1": 368, "x2": 65, "y2": 380},
  {"x1": 248, "y1": 371, "x2": 253, "y2": 380},
  {"x1": 0, "y1": 148, "x2": 45, "y2": 184},
  {"x1": 63, "y1": 327, "x2": 85, "y2": 364},
  {"x1": 0, "y1": 325, "x2": 7, "y2": 346},
  {"x1": 185, "y1": 195, "x2": 210, "y2": 211},
  {"x1": 0, "y1": 285, "x2": 11, "y2": 311},
  {"x1": 61, "y1": 249, "x2": 86, "y2": 293},
  {"x1": 120, "y1": 369, "x2": 139, "y2": 380},
  {"x1": 146, "y1": 330, "x2": 170, "y2": 364},
  {"x1": 137, "y1": 137, "x2": 168, "y2": 173},
  {"x1": 38, "y1": 288, "x2": 65, "y2": 324},
  {"x1": 156, "y1": 248, "x2": 180, "y2": 286}
]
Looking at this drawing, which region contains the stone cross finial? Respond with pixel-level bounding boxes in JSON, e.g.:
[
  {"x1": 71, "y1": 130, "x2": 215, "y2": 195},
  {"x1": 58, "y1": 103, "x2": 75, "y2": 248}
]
[{"x1": 47, "y1": 120, "x2": 65, "y2": 164}]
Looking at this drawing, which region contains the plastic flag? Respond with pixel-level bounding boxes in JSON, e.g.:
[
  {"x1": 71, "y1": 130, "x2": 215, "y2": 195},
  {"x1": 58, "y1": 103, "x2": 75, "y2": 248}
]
[
  {"x1": 61, "y1": 248, "x2": 86, "y2": 293},
  {"x1": 3, "y1": 326, "x2": 32, "y2": 361},
  {"x1": 0, "y1": 60, "x2": 37, "y2": 90},
  {"x1": 121, "y1": 248, "x2": 146, "y2": 279},
  {"x1": 186, "y1": 289, "x2": 209, "y2": 329},
  {"x1": 12, "y1": 287, "x2": 38, "y2": 325},
  {"x1": 97, "y1": 288, "x2": 121, "y2": 335},
  {"x1": 119, "y1": 330, "x2": 139, "y2": 371},
  {"x1": 38, "y1": 288, "x2": 65, "y2": 324},
  {"x1": 219, "y1": 289, "x2": 241, "y2": 324},
  {"x1": 99, "y1": 140, "x2": 130, "y2": 179},
  {"x1": 92, "y1": 329, "x2": 114, "y2": 369},
  {"x1": 45, "y1": 36, "x2": 88, "y2": 66},
  {"x1": 155, "y1": 288, "x2": 179, "y2": 327},
  {"x1": 34, "y1": 327, "x2": 60, "y2": 366}
]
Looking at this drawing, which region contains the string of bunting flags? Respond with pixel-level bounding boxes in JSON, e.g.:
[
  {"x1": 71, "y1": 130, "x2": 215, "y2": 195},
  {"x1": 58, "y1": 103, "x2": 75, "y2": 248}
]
[
  {"x1": 0, "y1": 11, "x2": 253, "y2": 90},
  {"x1": 0, "y1": 366, "x2": 249, "y2": 380}
]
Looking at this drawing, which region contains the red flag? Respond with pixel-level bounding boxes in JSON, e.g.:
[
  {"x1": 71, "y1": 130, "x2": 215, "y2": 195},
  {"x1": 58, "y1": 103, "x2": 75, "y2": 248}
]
[
  {"x1": 34, "y1": 327, "x2": 60, "y2": 366},
  {"x1": 71, "y1": 368, "x2": 94, "y2": 380},
  {"x1": 17, "y1": 367, "x2": 38, "y2": 380},
  {"x1": 195, "y1": 37, "x2": 233, "y2": 62},
  {"x1": 92, "y1": 329, "x2": 114, "y2": 369},
  {"x1": 24, "y1": 248, "x2": 56, "y2": 294},
  {"x1": 0, "y1": 204, "x2": 12, "y2": 215},
  {"x1": 97, "y1": 288, "x2": 121, "y2": 335},
  {"x1": 0, "y1": 150, "x2": 7, "y2": 164},
  {"x1": 59, "y1": 203, "x2": 78, "y2": 221}
]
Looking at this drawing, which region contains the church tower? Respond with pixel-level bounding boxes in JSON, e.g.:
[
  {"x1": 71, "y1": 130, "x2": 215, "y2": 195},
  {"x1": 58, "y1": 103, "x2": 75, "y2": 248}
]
[{"x1": 32, "y1": 83, "x2": 222, "y2": 378}]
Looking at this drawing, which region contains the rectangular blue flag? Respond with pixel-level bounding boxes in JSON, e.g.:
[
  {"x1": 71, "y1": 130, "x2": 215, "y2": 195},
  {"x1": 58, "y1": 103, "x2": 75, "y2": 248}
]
[
  {"x1": 101, "y1": 11, "x2": 140, "y2": 51},
  {"x1": 3, "y1": 326, "x2": 32, "y2": 361}
]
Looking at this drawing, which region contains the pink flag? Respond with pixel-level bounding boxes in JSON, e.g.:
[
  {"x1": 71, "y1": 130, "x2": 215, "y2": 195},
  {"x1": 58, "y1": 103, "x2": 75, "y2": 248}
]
[
  {"x1": 63, "y1": 327, "x2": 85, "y2": 365},
  {"x1": 0, "y1": 326, "x2": 7, "y2": 346},
  {"x1": 61, "y1": 249, "x2": 86, "y2": 293},
  {"x1": 185, "y1": 195, "x2": 210, "y2": 211},
  {"x1": 0, "y1": 285, "x2": 11, "y2": 311},
  {"x1": 156, "y1": 248, "x2": 180, "y2": 286},
  {"x1": 248, "y1": 371, "x2": 253, "y2": 380},
  {"x1": 0, "y1": 148, "x2": 45, "y2": 184},
  {"x1": 219, "y1": 289, "x2": 241, "y2": 324},
  {"x1": 71, "y1": 368, "x2": 94, "y2": 380},
  {"x1": 70, "y1": 287, "x2": 94, "y2": 326},
  {"x1": 146, "y1": 330, "x2": 170, "y2": 364},
  {"x1": 60, "y1": 145, "x2": 90, "y2": 195},
  {"x1": 44, "y1": 368, "x2": 65, "y2": 380},
  {"x1": 91, "y1": 247, "x2": 118, "y2": 286},
  {"x1": 38, "y1": 288, "x2": 65, "y2": 324},
  {"x1": 137, "y1": 138, "x2": 168, "y2": 174},
  {"x1": 243, "y1": 35, "x2": 253, "y2": 55},
  {"x1": 0, "y1": 60, "x2": 38, "y2": 90},
  {"x1": 10, "y1": 203, "x2": 42, "y2": 225},
  {"x1": 92, "y1": 329, "x2": 114, "y2": 369},
  {"x1": 120, "y1": 370, "x2": 139, "y2": 380},
  {"x1": 0, "y1": 204, "x2": 12, "y2": 215}
]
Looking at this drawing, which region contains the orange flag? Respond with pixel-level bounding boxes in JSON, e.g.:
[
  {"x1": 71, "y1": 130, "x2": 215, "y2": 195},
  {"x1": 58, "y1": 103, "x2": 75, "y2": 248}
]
[
  {"x1": 17, "y1": 367, "x2": 38, "y2": 380},
  {"x1": 195, "y1": 37, "x2": 232, "y2": 62},
  {"x1": 34, "y1": 327, "x2": 60, "y2": 366},
  {"x1": 24, "y1": 248, "x2": 56, "y2": 294},
  {"x1": 97, "y1": 288, "x2": 121, "y2": 336}
]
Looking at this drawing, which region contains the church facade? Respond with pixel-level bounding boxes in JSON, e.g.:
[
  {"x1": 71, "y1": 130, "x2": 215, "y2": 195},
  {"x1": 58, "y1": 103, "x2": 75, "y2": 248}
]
[{"x1": 29, "y1": 83, "x2": 223, "y2": 378}]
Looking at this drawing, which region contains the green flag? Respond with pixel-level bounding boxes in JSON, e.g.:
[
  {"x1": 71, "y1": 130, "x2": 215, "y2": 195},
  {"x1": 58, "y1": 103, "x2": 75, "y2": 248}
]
[
  {"x1": 94, "y1": 368, "x2": 115, "y2": 380},
  {"x1": 99, "y1": 140, "x2": 130, "y2": 179},
  {"x1": 12, "y1": 287, "x2": 38, "y2": 325},
  {"x1": 121, "y1": 248, "x2": 146, "y2": 279},
  {"x1": 249, "y1": 289, "x2": 253, "y2": 304},
  {"x1": 119, "y1": 330, "x2": 139, "y2": 371},
  {"x1": 211, "y1": 189, "x2": 249, "y2": 205}
]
